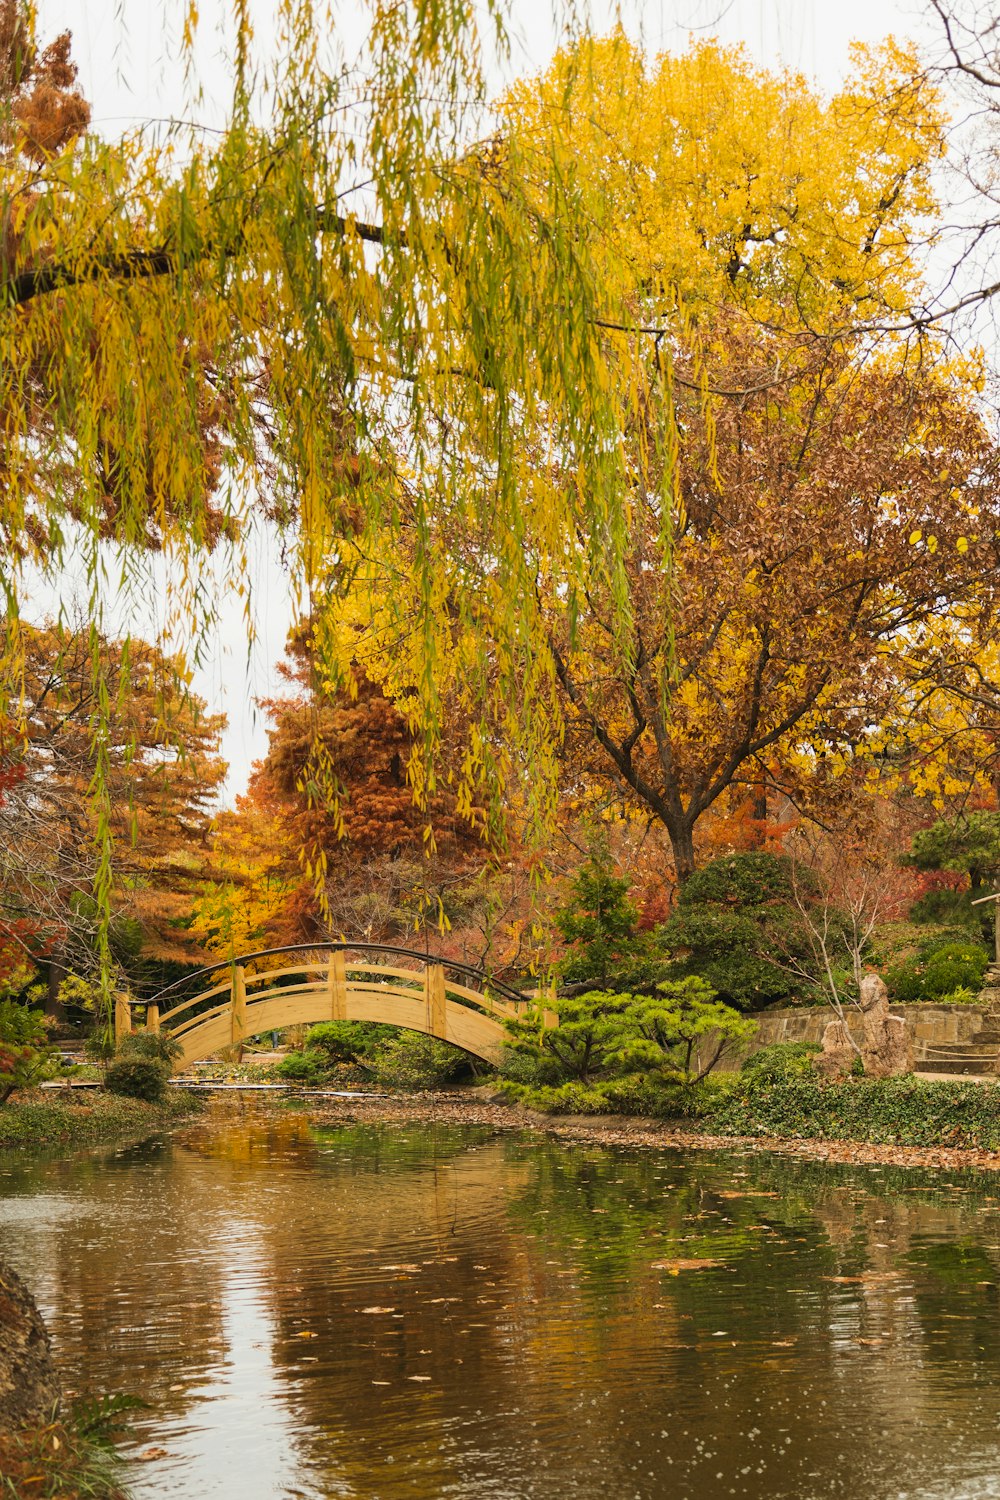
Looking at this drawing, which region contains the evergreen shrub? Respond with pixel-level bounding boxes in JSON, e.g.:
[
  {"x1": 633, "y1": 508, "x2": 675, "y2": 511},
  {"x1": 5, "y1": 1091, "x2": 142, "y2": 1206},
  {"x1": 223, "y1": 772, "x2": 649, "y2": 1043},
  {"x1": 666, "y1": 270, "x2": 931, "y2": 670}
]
[{"x1": 103, "y1": 1057, "x2": 169, "y2": 1102}]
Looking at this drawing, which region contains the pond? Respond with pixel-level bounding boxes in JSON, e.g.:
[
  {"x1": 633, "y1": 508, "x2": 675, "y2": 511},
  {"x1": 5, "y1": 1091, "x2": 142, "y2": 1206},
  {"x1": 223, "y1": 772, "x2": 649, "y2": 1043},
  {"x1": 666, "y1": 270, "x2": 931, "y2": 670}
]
[{"x1": 3, "y1": 1105, "x2": 1000, "y2": 1499}]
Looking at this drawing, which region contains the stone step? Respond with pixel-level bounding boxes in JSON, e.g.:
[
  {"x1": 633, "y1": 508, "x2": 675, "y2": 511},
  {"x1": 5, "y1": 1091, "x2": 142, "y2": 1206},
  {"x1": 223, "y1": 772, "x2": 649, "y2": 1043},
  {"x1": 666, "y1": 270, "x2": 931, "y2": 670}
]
[
  {"x1": 922, "y1": 1044, "x2": 999, "y2": 1058},
  {"x1": 916, "y1": 1057, "x2": 998, "y2": 1076}
]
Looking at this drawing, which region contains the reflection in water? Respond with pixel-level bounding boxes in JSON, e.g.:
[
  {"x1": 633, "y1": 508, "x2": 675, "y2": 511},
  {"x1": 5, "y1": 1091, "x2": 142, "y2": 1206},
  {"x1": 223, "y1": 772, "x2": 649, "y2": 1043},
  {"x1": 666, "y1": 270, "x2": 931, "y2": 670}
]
[{"x1": 3, "y1": 1109, "x2": 1000, "y2": 1497}]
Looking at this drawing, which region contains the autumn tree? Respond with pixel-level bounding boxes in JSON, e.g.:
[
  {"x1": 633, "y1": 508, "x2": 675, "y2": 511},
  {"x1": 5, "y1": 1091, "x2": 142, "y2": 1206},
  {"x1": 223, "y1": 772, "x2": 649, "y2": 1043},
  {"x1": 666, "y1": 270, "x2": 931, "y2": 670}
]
[
  {"x1": 0, "y1": 620, "x2": 226, "y2": 1005},
  {"x1": 0, "y1": 0, "x2": 662, "y2": 818},
  {"x1": 196, "y1": 629, "x2": 490, "y2": 955},
  {"x1": 330, "y1": 38, "x2": 999, "y2": 881}
]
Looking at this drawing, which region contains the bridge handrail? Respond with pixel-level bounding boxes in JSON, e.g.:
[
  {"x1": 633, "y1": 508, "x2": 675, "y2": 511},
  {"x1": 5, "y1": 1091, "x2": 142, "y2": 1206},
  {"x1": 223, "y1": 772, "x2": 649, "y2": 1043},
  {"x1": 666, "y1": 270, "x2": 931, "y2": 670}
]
[{"x1": 141, "y1": 941, "x2": 533, "y2": 1010}]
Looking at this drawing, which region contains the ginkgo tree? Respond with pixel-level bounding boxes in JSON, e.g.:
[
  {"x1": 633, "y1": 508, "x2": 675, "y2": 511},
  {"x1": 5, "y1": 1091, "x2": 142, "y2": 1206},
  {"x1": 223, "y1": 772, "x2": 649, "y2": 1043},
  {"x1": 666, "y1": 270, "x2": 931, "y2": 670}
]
[{"x1": 327, "y1": 34, "x2": 1000, "y2": 880}]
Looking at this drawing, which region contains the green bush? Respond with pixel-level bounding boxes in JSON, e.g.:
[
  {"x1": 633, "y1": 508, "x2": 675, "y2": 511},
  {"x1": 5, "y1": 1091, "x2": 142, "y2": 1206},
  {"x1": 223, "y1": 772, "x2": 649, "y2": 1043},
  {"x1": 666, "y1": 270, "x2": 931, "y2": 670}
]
[
  {"x1": 103, "y1": 1057, "x2": 169, "y2": 1102},
  {"x1": 0, "y1": 999, "x2": 61, "y2": 1104},
  {"x1": 659, "y1": 852, "x2": 824, "y2": 1009},
  {"x1": 305, "y1": 1020, "x2": 390, "y2": 1067},
  {"x1": 502, "y1": 1071, "x2": 727, "y2": 1118},
  {"x1": 701, "y1": 1073, "x2": 1000, "y2": 1149},
  {"x1": 368, "y1": 1033, "x2": 469, "y2": 1090},
  {"x1": 503, "y1": 979, "x2": 753, "y2": 1101},
  {"x1": 610, "y1": 976, "x2": 756, "y2": 1083},
  {"x1": 274, "y1": 1048, "x2": 330, "y2": 1085},
  {"x1": 740, "y1": 1041, "x2": 821, "y2": 1083},
  {"x1": 886, "y1": 938, "x2": 989, "y2": 1002},
  {"x1": 504, "y1": 990, "x2": 632, "y2": 1083},
  {"x1": 117, "y1": 1030, "x2": 183, "y2": 1065}
]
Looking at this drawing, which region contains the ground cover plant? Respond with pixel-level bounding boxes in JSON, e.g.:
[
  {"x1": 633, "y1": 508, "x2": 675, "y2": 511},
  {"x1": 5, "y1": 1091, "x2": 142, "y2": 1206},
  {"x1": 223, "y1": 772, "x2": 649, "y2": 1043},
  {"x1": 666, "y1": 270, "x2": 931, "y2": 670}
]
[
  {"x1": 0, "y1": 1089, "x2": 200, "y2": 1149},
  {"x1": 700, "y1": 1072, "x2": 1000, "y2": 1151}
]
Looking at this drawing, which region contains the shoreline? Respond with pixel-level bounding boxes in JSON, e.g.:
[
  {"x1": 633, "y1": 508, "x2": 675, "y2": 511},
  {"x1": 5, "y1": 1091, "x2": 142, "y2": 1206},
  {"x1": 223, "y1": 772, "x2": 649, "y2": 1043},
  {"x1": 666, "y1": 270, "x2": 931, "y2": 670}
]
[
  {"x1": 274, "y1": 1089, "x2": 1000, "y2": 1174},
  {"x1": 0, "y1": 1089, "x2": 202, "y2": 1151}
]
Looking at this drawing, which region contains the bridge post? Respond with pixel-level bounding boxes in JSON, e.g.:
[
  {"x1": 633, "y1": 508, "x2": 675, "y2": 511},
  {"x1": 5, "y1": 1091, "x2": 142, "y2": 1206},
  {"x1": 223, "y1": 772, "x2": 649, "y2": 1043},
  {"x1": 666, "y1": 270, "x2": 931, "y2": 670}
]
[
  {"x1": 114, "y1": 993, "x2": 132, "y2": 1043},
  {"x1": 231, "y1": 965, "x2": 247, "y2": 1053},
  {"x1": 327, "y1": 951, "x2": 347, "y2": 1020},
  {"x1": 426, "y1": 963, "x2": 447, "y2": 1040},
  {"x1": 145, "y1": 1001, "x2": 160, "y2": 1034}
]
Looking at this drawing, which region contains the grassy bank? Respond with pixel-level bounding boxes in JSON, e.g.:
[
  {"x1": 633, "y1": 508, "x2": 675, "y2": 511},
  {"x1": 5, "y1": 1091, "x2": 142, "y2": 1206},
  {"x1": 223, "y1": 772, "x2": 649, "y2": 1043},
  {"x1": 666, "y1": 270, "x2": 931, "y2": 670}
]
[
  {"x1": 0, "y1": 1088, "x2": 202, "y2": 1149},
  {"x1": 0, "y1": 1418, "x2": 129, "y2": 1500}
]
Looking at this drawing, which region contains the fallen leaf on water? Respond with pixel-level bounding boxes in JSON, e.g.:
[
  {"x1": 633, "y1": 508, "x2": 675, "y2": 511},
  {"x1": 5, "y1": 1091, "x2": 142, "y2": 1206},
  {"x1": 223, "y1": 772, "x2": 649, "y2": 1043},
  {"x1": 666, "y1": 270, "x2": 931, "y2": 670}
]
[
  {"x1": 372, "y1": 1381, "x2": 391, "y2": 1386},
  {"x1": 380, "y1": 1264, "x2": 421, "y2": 1274},
  {"x1": 651, "y1": 1258, "x2": 724, "y2": 1273},
  {"x1": 823, "y1": 1273, "x2": 902, "y2": 1285},
  {"x1": 359, "y1": 1306, "x2": 396, "y2": 1315},
  {"x1": 139, "y1": 1447, "x2": 170, "y2": 1461},
  {"x1": 407, "y1": 1375, "x2": 432, "y2": 1382},
  {"x1": 293, "y1": 1331, "x2": 318, "y2": 1339}
]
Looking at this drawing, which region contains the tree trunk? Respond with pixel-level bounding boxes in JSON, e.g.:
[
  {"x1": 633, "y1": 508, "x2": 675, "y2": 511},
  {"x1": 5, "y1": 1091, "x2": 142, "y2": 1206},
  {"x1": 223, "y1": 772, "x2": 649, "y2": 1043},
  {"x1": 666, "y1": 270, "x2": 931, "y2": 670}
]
[
  {"x1": 667, "y1": 821, "x2": 697, "y2": 885},
  {"x1": 748, "y1": 785, "x2": 767, "y2": 847}
]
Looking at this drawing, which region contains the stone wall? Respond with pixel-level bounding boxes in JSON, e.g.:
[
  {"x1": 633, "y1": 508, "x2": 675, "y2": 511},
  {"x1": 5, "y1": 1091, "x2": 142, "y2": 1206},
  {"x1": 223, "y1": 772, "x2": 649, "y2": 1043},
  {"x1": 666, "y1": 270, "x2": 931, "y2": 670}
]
[{"x1": 716, "y1": 1003, "x2": 991, "y2": 1070}]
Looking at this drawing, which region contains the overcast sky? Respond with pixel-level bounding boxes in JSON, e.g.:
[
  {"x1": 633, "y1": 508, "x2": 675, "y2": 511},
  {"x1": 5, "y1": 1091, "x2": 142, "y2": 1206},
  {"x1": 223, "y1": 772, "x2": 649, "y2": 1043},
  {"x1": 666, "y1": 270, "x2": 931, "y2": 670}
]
[{"x1": 31, "y1": 0, "x2": 940, "y2": 801}]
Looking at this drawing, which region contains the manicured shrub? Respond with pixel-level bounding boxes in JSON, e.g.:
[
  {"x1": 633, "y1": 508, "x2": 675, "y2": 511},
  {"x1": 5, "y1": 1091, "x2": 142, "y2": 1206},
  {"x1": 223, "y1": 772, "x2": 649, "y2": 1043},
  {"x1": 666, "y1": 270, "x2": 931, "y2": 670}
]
[
  {"x1": 659, "y1": 852, "x2": 824, "y2": 1009},
  {"x1": 886, "y1": 938, "x2": 989, "y2": 1002},
  {"x1": 740, "y1": 1041, "x2": 821, "y2": 1082},
  {"x1": 274, "y1": 1048, "x2": 330, "y2": 1085},
  {"x1": 103, "y1": 1057, "x2": 169, "y2": 1102},
  {"x1": 502, "y1": 978, "x2": 753, "y2": 1112}
]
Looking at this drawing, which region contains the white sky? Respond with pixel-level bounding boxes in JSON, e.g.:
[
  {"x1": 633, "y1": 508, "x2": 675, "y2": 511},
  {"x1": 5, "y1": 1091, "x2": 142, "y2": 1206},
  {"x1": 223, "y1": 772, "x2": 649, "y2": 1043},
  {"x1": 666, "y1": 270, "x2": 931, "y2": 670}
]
[{"x1": 31, "y1": 0, "x2": 939, "y2": 801}]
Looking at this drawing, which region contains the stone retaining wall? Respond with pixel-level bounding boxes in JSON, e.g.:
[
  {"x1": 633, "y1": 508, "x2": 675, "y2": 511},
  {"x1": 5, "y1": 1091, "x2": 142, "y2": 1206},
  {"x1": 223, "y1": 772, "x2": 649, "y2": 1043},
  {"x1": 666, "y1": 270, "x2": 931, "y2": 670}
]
[{"x1": 717, "y1": 1003, "x2": 991, "y2": 1069}]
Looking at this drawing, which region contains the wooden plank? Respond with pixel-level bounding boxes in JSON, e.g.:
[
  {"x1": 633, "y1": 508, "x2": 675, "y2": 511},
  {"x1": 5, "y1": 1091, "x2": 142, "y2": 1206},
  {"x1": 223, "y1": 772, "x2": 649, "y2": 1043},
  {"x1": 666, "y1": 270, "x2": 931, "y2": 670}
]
[
  {"x1": 426, "y1": 963, "x2": 447, "y2": 1040},
  {"x1": 328, "y1": 951, "x2": 347, "y2": 1020},
  {"x1": 231, "y1": 965, "x2": 247, "y2": 1048},
  {"x1": 114, "y1": 993, "x2": 132, "y2": 1041}
]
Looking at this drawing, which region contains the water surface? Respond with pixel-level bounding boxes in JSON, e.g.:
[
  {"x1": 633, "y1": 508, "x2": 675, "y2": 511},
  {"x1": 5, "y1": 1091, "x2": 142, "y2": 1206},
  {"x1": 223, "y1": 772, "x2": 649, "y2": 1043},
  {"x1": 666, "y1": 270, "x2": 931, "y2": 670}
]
[{"x1": 3, "y1": 1105, "x2": 1000, "y2": 1498}]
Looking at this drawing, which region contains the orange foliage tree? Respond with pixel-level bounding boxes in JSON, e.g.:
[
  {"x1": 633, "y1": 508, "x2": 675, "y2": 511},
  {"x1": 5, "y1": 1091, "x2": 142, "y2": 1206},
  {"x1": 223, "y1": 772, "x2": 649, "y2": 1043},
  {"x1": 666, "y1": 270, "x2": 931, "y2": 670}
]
[
  {"x1": 196, "y1": 631, "x2": 493, "y2": 957},
  {"x1": 0, "y1": 621, "x2": 226, "y2": 1002}
]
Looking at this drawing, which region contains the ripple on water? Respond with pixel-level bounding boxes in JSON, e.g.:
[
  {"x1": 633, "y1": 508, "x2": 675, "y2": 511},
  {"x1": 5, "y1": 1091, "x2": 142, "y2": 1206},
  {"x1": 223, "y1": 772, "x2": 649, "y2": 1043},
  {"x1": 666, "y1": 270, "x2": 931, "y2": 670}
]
[{"x1": 4, "y1": 1116, "x2": 1000, "y2": 1499}]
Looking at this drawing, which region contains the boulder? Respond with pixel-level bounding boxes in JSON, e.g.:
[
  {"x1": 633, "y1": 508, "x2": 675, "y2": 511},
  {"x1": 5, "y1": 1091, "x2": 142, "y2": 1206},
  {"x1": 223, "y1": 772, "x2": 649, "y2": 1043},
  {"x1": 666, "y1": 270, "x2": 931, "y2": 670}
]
[
  {"x1": 0, "y1": 1260, "x2": 60, "y2": 1433},
  {"x1": 814, "y1": 1019, "x2": 854, "y2": 1079},
  {"x1": 859, "y1": 973, "x2": 911, "y2": 1078}
]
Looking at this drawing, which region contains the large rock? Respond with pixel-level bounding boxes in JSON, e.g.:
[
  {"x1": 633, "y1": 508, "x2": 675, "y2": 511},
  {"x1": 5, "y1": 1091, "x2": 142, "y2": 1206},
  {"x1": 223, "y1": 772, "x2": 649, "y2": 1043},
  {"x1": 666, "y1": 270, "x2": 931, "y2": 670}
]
[
  {"x1": 814, "y1": 1019, "x2": 854, "y2": 1079},
  {"x1": 860, "y1": 973, "x2": 911, "y2": 1078},
  {"x1": 0, "y1": 1259, "x2": 60, "y2": 1432}
]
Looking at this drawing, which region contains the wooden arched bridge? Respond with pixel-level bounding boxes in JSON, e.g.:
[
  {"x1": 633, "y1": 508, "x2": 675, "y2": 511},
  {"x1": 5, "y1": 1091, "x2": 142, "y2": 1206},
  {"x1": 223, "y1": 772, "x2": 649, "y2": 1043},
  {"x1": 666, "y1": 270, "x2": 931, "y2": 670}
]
[{"x1": 118, "y1": 943, "x2": 555, "y2": 1072}]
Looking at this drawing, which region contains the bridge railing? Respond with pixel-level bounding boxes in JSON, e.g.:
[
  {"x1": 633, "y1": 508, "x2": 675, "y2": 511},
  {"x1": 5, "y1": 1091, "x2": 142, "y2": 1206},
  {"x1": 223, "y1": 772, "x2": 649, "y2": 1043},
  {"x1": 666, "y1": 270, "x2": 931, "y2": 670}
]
[{"x1": 115, "y1": 942, "x2": 557, "y2": 1060}]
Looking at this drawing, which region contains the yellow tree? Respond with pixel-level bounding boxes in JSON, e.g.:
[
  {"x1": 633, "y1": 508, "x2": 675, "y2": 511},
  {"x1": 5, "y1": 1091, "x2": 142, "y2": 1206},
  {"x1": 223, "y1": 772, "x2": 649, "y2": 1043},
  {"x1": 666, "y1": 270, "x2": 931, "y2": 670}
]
[
  {"x1": 0, "y1": 3, "x2": 687, "y2": 1000},
  {"x1": 325, "y1": 37, "x2": 1000, "y2": 880}
]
